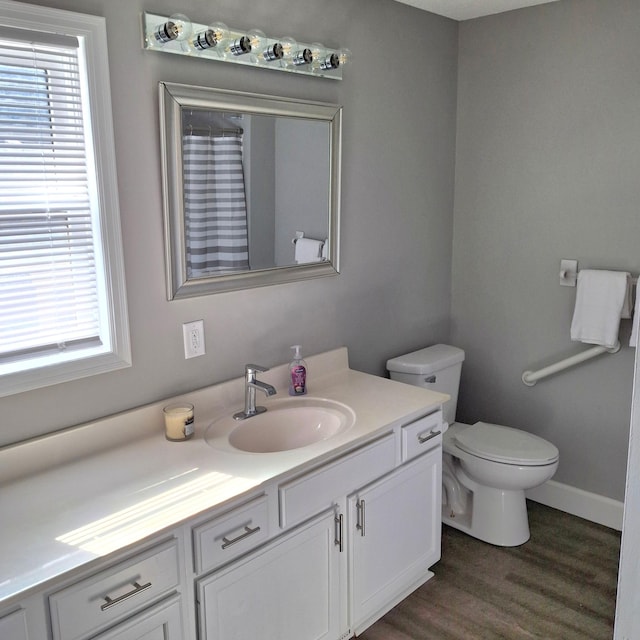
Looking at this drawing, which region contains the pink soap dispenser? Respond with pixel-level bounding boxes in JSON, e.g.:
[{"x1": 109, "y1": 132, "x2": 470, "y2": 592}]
[{"x1": 289, "y1": 345, "x2": 307, "y2": 396}]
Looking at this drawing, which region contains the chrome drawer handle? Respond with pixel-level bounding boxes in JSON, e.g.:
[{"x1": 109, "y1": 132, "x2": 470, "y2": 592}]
[
  {"x1": 356, "y1": 499, "x2": 366, "y2": 537},
  {"x1": 221, "y1": 524, "x2": 261, "y2": 549},
  {"x1": 418, "y1": 429, "x2": 441, "y2": 444},
  {"x1": 101, "y1": 581, "x2": 152, "y2": 611},
  {"x1": 334, "y1": 513, "x2": 343, "y2": 552}
]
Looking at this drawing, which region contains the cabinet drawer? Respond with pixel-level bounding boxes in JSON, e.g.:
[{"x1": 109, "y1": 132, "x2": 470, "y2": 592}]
[
  {"x1": 401, "y1": 410, "x2": 443, "y2": 461},
  {"x1": 92, "y1": 595, "x2": 183, "y2": 640},
  {"x1": 0, "y1": 609, "x2": 28, "y2": 640},
  {"x1": 279, "y1": 432, "x2": 396, "y2": 528},
  {"x1": 193, "y1": 495, "x2": 269, "y2": 575},
  {"x1": 49, "y1": 539, "x2": 179, "y2": 640}
]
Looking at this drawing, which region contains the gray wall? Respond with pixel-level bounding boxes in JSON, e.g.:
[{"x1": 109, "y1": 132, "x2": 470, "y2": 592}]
[
  {"x1": 452, "y1": 0, "x2": 640, "y2": 501},
  {"x1": 275, "y1": 118, "x2": 329, "y2": 265},
  {"x1": 247, "y1": 115, "x2": 276, "y2": 270},
  {"x1": 1, "y1": 0, "x2": 457, "y2": 446}
]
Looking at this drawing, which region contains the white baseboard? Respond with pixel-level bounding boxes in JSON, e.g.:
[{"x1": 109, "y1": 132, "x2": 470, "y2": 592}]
[{"x1": 526, "y1": 480, "x2": 623, "y2": 531}]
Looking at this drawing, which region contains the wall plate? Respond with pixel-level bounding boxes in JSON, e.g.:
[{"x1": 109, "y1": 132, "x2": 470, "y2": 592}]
[{"x1": 183, "y1": 320, "x2": 205, "y2": 358}]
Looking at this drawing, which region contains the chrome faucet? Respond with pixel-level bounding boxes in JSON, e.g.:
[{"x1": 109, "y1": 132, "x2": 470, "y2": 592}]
[{"x1": 234, "y1": 364, "x2": 277, "y2": 420}]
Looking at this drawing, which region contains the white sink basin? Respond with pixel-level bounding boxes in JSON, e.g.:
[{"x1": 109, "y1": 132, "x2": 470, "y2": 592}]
[{"x1": 206, "y1": 398, "x2": 355, "y2": 453}]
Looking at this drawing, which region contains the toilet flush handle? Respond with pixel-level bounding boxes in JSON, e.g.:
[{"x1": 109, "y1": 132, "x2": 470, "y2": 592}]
[{"x1": 424, "y1": 375, "x2": 436, "y2": 384}]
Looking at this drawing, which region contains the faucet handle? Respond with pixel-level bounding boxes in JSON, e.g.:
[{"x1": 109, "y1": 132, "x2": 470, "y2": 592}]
[{"x1": 246, "y1": 364, "x2": 269, "y2": 373}]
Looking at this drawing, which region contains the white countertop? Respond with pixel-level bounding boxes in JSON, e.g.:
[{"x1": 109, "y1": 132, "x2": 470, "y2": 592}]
[{"x1": 0, "y1": 348, "x2": 447, "y2": 606}]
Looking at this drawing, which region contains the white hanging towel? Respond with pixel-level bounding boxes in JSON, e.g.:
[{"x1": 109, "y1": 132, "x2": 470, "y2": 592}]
[
  {"x1": 621, "y1": 274, "x2": 634, "y2": 319},
  {"x1": 570, "y1": 269, "x2": 630, "y2": 348},
  {"x1": 294, "y1": 237, "x2": 323, "y2": 264}
]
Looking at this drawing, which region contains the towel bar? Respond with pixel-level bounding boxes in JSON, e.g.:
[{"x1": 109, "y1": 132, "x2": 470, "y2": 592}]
[
  {"x1": 522, "y1": 342, "x2": 621, "y2": 386},
  {"x1": 559, "y1": 260, "x2": 638, "y2": 288}
]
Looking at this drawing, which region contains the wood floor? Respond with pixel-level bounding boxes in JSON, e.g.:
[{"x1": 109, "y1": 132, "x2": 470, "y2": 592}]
[{"x1": 358, "y1": 501, "x2": 621, "y2": 640}]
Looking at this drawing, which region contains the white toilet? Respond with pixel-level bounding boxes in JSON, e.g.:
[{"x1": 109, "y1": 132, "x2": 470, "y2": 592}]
[{"x1": 387, "y1": 344, "x2": 559, "y2": 547}]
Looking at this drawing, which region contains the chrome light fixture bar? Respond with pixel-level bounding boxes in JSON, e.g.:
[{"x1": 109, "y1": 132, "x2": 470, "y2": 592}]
[{"x1": 142, "y1": 12, "x2": 351, "y2": 80}]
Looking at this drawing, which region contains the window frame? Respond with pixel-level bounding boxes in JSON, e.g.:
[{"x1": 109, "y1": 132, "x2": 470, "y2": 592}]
[{"x1": 0, "y1": 0, "x2": 130, "y2": 397}]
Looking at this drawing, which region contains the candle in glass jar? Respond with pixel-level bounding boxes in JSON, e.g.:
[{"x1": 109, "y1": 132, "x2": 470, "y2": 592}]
[{"x1": 163, "y1": 403, "x2": 194, "y2": 441}]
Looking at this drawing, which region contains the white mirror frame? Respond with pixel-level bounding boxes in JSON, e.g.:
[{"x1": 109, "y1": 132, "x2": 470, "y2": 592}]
[{"x1": 159, "y1": 82, "x2": 342, "y2": 299}]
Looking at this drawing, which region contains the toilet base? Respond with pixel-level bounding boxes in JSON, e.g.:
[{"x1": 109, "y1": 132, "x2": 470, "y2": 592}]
[{"x1": 442, "y1": 484, "x2": 530, "y2": 547}]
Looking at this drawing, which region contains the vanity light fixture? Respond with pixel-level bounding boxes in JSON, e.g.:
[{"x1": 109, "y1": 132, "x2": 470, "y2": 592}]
[{"x1": 143, "y1": 11, "x2": 350, "y2": 80}]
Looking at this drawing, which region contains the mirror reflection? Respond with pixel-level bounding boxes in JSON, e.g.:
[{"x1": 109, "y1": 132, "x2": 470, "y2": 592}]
[{"x1": 159, "y1": 82, "x2": 342, "y2": 298}]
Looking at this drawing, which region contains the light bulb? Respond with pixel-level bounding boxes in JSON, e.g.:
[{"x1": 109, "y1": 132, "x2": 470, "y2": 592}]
[
  {"x1": 310, "y1": 43, "x2": 326, "y2": 71},
  {"x1": 247, "y1": 29, "x2": 267, "y2": 52},
  {"x1": 153, "y1": 13, "x2": 192, "y2": 44},
  {"x1": 245, "y1": 29, "x2": 266, "y2": 63},
  {"x1": 192, "y1": 21, "x2": 228, "y2": 51},
  {"x1": 337, "y1": 48, "x2": 352, "y2": 66},
  {"x1": 279, "y1": 37, "x2": 296, "y2": 60}
]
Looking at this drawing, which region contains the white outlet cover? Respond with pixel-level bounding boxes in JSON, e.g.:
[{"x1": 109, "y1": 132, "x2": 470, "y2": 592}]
[{"x1": 183, "y1": 320, "x2": 205, "y2": 358}]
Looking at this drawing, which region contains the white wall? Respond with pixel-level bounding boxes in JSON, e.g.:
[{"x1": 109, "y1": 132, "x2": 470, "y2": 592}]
[
  {"x1": 0, "y1": 0, "x2": 458, "y2": 446},
  {"x1": 452, "y1": 0, "x2": 640, "y2": 501}
]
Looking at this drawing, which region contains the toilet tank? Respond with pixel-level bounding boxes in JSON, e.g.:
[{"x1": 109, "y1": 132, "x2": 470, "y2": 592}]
[{"x1": 386, "y1": 344, "x2": 465, "y2": 425}]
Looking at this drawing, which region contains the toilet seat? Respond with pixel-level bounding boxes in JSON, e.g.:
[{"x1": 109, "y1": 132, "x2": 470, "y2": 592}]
[{"x1": 455, "y1": 422, "x2": 559, "y2": 466}]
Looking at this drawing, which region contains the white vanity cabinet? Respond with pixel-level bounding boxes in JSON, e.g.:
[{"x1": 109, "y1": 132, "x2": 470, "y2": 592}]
[
  {"x1": 0, "y1": 355, "x2": 447, "y2": 640},
  {"x1": 197, "y1": 509, "x2": 344, "y2": 640},
  {"x1": 194, "y1": 412, "x2": 443, "y2": 640},
  {"x1": 348, "y1": 444, "x2": 442, "y2": 634},
  {"x1": 195, "y1": 432, "x2": 400, "y2": 640}
]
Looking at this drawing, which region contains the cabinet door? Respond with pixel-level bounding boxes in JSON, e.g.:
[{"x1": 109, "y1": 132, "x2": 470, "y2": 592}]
[
  {"x1": 198, "y1": 509, "x2": 345, "y2": 640},
  {"x1": 0, "y1": 609, "x2": 28, "y2": 640},
  {"x1": 348, "y1": 446, "x2": 442, "y2": 634},
  {"x1": 93, "y1": 596, "x2": 183, "y2": 640}
]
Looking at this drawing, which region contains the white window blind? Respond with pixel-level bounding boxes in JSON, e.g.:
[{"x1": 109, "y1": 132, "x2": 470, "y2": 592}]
[
  {"x1": 0, "y1": 2, "x2": 130, "y2": 396},
  {"x1": 0, "y1": 34, "x2": 104, "y2": 366}
]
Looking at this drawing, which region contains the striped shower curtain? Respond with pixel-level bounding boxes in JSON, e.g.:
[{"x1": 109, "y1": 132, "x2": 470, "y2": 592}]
[{"x1": 183, "y1": 134, "x2": 250, "y2": 277}]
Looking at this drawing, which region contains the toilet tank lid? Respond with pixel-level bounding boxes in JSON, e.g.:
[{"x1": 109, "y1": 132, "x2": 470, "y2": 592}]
[{"x1": 386, "y1": 344, "x2": 465, "y2": 375}]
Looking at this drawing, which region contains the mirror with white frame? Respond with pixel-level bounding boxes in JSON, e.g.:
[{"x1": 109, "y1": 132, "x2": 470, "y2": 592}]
[{"x1": 159, "y1": 82, "x2": 342, "y2": 298}]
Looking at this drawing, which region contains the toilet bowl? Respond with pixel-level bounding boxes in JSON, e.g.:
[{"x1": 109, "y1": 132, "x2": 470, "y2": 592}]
[
  {"x1": 387, "y1": 344, "x2": 559, "y2": 547},
  {"x1": 443, "y1": 421, "x2": 558, "y2": 546}
]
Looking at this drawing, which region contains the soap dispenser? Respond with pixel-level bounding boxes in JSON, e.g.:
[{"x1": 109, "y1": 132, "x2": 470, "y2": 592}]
[{"x1": 289, "y1": 345, "x2": 307, "y2": 396}]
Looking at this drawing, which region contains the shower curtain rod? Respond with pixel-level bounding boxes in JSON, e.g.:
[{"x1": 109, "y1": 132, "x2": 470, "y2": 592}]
[{"x1": 185, "y1": 125, "x2": 243, "y2": 136}]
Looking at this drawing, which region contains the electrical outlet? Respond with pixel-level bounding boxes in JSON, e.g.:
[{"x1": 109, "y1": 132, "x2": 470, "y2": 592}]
[{"x1": 183, "y1": 320, "x2": 205, "y2": 359}]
